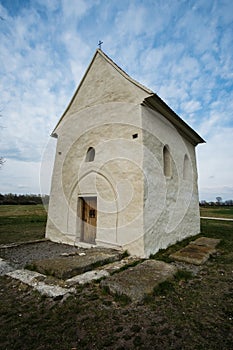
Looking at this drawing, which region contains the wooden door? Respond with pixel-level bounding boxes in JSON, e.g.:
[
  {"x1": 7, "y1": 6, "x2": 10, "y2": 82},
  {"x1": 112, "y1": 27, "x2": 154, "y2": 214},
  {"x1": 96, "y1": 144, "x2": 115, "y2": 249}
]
[{"x1": 81, "y1": 197, "x2": 97, "y2": 244}]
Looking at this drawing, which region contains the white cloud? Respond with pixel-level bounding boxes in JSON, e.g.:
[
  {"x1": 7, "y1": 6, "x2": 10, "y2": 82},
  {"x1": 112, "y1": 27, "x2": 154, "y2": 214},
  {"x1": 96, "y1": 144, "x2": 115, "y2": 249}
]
[
  {"x1": 115, "y1": 3, "x2": 148, "y2": 38},
  {"x1": 0, "y1": 159, "x2": 41, "y2": 194},
  {"x1": 61, "y1": 0, "x2": 92, "y2": 19},
  {"x1": 199, "y1": 186, "x2": 233, "y2": 202},
  {"x1": 181, "y1": 100, "x2": 201, "y2": 114},
  {"x1": 197, "y1": 127, "x2": 233, "y2": 200},
  {"x1": 0, "y1": 0, "x2": 232, "y2": 199},
  {"x1": 35, "y1": 0, "x2": 60, "y2": 12}
]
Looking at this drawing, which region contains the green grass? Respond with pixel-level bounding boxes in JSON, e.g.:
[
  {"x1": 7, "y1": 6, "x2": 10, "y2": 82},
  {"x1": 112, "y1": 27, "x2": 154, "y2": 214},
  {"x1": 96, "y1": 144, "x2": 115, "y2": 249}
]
[
  {"x1": 0, "y1": 204, "x2": 47, "y2": 244},
  {"x1": 174, "y1": 269, "x2": 193, "y2": 281},
  {"x1": 1, "y1": 204, "x2": 232, "y2": 246},
  {"x1": 153, "y1": 280, "x2": 174, "y2": 296},
  {"x1": 0, "y1": 204, "x2": 47, "y2": 217},
  {"x1": 200, "y1": 219, "x2": 233, "y2": 261},
  {"x1": 200, "y1": 206, "x2": 233, "y2": 218},
  {"x1": 151, "y1": 218, "x2": 233, "y2": 263}
]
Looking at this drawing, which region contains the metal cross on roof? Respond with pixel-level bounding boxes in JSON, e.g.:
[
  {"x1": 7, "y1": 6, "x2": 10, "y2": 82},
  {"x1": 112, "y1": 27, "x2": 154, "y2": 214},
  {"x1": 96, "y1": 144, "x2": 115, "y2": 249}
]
[{"x1": 98, "y1": 40, "x2": 103, "y2": 50}]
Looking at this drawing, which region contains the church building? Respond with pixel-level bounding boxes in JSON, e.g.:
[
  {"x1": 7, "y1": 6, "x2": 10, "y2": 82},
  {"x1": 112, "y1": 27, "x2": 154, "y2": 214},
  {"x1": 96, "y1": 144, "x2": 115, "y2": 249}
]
[{"x1": 46, "y1": 49, "x2": 204, "y2": 258}]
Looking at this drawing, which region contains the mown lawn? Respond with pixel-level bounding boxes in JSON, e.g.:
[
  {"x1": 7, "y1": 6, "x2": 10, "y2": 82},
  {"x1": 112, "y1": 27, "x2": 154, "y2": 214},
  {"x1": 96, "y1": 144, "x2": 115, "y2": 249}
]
[{"x1": 200, "y1": 206, "x2": 233, "y2": 218}]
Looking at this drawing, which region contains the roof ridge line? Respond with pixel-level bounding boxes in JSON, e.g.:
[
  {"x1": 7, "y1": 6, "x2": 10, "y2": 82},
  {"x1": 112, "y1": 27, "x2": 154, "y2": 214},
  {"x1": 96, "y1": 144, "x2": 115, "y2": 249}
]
[
  {"x1": 97, "y1": 49, "x2": 154, "y2": 95},
  {"x1": 51, "y1": 49, "x2": 153, "y2": 135}
]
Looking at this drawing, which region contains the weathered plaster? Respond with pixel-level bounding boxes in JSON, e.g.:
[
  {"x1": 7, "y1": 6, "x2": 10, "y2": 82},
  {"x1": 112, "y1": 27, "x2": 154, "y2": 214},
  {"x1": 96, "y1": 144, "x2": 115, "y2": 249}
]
[
  {"x1": 46, "y1": 50, "x2": 203, "y2": 258},
  {"x1": 142, "y1": 105, "x2": 200, "y2": 257}
]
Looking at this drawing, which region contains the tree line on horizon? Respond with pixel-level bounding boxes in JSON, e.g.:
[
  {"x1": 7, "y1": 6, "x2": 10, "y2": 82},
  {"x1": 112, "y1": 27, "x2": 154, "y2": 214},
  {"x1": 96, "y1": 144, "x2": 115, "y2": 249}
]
[
  {"x1": 200, "y1": 197, "x2": 233, "y2": 206},
  {"x1": 0, "y1": 193, "x2": 49, "y2": 205},
  {"x1": 0, "y1": 193, "x2": 232, "y2": 207}
]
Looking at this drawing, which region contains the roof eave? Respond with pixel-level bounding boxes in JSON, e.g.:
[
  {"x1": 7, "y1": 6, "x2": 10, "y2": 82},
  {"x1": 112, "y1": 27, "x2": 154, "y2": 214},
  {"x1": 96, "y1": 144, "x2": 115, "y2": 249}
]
[
  {"x1": 143, "y1": 95, "x2": 205, "y2": 146},
  {"x1": 51, "y1": 132, "x2": 58, "y2": 138}
]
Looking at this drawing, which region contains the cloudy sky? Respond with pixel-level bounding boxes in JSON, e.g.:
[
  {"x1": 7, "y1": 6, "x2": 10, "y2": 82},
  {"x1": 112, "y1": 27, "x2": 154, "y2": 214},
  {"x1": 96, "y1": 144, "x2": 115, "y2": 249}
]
[{"x1": 0, "y1": 0, "x2": 232, "y2": 202}]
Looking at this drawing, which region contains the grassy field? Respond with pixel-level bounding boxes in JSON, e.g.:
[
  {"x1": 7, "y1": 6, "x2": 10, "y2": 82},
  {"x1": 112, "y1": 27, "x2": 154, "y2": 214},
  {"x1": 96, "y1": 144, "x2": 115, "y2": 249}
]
[
  {"x1": 0, "y1": 204, "x2": 232, "y2": 245},
  {"x1": 0, "y1": 205, "x2": 233, "y2": 349},
  {"x1": 200, "y1": 206, "x2": 233, "y2": 218},
  {"x1": 0, "y1": 205, "x2": 47, "y2": 244}
]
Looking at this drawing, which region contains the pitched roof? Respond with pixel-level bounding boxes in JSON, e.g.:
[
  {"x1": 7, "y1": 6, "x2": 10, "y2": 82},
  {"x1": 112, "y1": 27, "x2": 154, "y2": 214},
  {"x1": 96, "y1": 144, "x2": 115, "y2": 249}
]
[
  {"x1": 143, "y1": 95, "x2": 205, "y2": 145},
  {"x1": 52, "y1": 49, "x2": 205, "y2": 145}
]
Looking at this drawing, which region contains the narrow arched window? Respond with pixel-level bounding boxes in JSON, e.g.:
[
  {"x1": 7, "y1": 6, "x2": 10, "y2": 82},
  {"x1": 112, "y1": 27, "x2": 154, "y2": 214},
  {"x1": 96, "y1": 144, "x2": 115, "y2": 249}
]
[
  {"x1": 85, "y1": 147, "x2": 95, "y2": 162},
  {"x1": 183, "y1": 154, "x2": 190, "y2": 180},
  {"x1": 163, "y1": 145, "x2": 172, "y2": 177}
]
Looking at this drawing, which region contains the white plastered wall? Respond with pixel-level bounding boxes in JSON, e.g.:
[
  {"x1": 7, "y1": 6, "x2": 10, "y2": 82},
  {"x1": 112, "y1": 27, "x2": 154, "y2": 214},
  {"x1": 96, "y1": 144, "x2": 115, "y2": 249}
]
[
  {"x1": 46, "y1": 51, "x2": 152, "y2": 256},
  {"x1": 46, "y1": 102, "x2": 146, "y2": 256},
  {"x1": 141, "y1": 105, "x2": 200, "y2": 257},
  {"x1": 46, "y1": 51, "x2": 201, "y2": 257}
]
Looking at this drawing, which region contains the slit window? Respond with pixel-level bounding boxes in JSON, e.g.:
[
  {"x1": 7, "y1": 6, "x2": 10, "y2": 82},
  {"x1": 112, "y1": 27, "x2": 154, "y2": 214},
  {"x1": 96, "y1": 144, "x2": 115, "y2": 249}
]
[
  {"x1": 183, "y1": 154, "x2": 190, "y2": 180},
  {"x1": 163, "y1": 145, "x2": 172, "y2": 177},
  {"x1": 85, "y1": 147, "x2": 95, "y2": 162}
]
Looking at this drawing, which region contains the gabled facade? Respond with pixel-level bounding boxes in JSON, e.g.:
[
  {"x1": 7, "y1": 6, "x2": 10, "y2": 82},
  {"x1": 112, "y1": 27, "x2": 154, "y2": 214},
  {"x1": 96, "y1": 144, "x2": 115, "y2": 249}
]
[{"x1": 46, "y1": 49, "x2": 205, "y2": 258}]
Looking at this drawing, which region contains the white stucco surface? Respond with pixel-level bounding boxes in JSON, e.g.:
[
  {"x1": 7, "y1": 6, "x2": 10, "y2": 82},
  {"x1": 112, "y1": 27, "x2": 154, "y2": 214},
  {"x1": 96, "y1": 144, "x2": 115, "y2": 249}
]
[{"x1": 46, "y1": 49, "x2": 203, "y2": 257}]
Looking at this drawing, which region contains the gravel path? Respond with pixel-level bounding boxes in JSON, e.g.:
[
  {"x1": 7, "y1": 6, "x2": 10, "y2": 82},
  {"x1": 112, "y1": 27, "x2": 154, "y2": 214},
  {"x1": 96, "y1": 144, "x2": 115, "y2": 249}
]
[
  {"x1": 0, "y1": 241, "x2": 82, "y2": 268},
  {"x1": 201, "y1": 216, "x2": 233, "y2": 221}
]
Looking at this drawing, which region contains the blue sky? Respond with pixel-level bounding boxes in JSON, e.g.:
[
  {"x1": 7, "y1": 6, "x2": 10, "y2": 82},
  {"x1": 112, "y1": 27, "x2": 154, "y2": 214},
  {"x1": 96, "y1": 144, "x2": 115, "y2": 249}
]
[{"x1": 0, "y1": 0, "x2": 233, "y2": 201}]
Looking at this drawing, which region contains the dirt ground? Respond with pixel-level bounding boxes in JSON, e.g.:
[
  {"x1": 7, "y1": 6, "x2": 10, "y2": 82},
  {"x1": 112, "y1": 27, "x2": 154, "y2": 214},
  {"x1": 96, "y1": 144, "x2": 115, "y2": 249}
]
[
  {"x1": 1, "y1": 216, "x2": 233, "y2": 349},
  {"x1": 0, "y1": 241, "x2": 233, "y2": 349},
  {"x1": 0, "y1": 241, "x2": 81, "y2": 268},
  {"x1": 0, "y1": 256, "x2": 232, "y2": 349}
]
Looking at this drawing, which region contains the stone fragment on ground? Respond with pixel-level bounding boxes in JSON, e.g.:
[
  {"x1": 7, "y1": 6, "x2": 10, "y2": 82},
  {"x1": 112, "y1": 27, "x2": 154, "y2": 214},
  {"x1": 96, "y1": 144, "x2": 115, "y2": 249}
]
[
  {"x1": 3, "y1": 238, "x2": 221, "y2": 300},
  {"x1": 170, "y1": 237, "x2": 221, "y2": 265},
  {"x1": 0, "y1": 258, "x2": 15, "y2": 276},
  {"x1": 171, "y1": 261, "x2": 202, "y2": 276},
  {"x1": 189, "y1": 237, "x2": 220, "y2": 248},
  {"x1": 97, "y1": 256, "x2": 140, "y2": 274},
  {"x1": 65, "y1": 257, "x2": 140, "y2": 286},
  {"x1": 6, "y1": 269, "x2": 75, "y2": 299},
  {"x1": 0, "y1": 239, "x2": 48, "y2": 249},
  {"x1": 101, "y1": 260, "x2": 177, "y2": 302},
  {"x1": 30, "y1": 248, "x2": 125, "y2": 279},
  {"x1": 66, "y1": 270, "x2": 109, "y2": 286},
  {"x1": 66, "y1": 256, "x2": 141, "y2": 286},
  {"x1": 1, "y1": 245, "x2": 141, "y2": 296}
]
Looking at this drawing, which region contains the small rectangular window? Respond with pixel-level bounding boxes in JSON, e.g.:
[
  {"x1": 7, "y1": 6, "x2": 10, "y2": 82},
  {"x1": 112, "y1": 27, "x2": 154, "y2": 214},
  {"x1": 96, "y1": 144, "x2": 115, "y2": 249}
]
[
  {"x1": 132, "y1": 133, "x2": 138, "y2": 139},
  {"x1": 89, "y1": 209, "x2": 95, "y2": 218}
]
